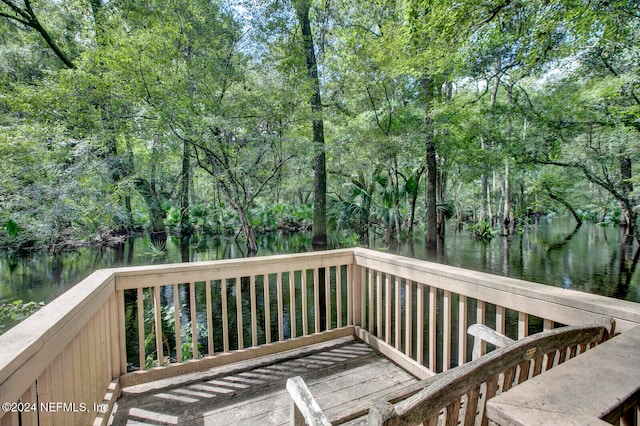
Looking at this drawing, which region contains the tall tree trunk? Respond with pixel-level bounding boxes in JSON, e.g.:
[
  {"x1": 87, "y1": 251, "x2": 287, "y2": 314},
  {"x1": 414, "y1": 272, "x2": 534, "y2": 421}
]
[
  {"x1": 422, "y1": 78, "x2": 438, "y2": 248},
  {"x1": 239, "y1": 211, "x2": 258, "y2": 255},
  {"x1": 503, "y1": 159, "x2": 514, "y2": 235},
  {"x1": 620, "y1": 154, "x2": 635, "y2": 239},
  {"x1": 293, "y1": 0, "x2": 327, "y2": 249},
  {"x1": 134, "y1": 178, "x2": 166, "y2": 238},
  {"x1": 179, "y1": 141, "x2": 192, "y2": 236},
  {"x1": 90, "y1": 0, "x2": 133, "y2": 233}
]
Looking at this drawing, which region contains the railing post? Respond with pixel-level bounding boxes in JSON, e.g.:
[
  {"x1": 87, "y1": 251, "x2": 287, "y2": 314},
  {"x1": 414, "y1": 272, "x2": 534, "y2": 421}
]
[{"x1": 347, "y1": 261, "x2": 362, "y2": 326}]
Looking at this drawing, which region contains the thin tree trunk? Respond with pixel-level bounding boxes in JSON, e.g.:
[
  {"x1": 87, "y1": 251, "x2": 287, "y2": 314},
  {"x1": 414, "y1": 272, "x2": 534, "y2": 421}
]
[
  {"x1": 293, "y1": 0, "x2": 327, "y2": 249},
  {"x1": 423, "y1": 78, "x2": 438, "y2": 248},
  {"x1": 620, "y1": 154, "x2": 635, "y2": 238},
  {"x1": 179, "y1": 141, "x2": 192, "y2": 236}
]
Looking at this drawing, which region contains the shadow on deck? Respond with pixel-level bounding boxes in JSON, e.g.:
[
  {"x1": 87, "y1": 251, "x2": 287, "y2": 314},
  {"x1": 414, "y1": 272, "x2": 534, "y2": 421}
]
[{"x1": 110, "y1": 337, "x2": 418, "y2": 425}]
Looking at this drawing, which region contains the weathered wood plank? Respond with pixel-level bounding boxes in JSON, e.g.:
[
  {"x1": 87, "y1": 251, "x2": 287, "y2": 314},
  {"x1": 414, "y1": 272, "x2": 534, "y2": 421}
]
[
  {"x1": 222, "y1": 279, "x2": 230, "y2": 352},
  {"x1": 277, "y1": 273, "x2": 284, "y2": 342},
  {"x1": 236, "y1": 276, "x2": 244, "y2": 350},
  {"x1": 428, "y1": 286, "x2": 436, "y2": 371},
  {"x1": 120, "y1": 327, "x2": 356, "y2": 388},
  {"x1": 443, "y1": 290, "x2": 451, "y2": 371},
  {"x1": 137, "y1": 288, "x2": 145, "y2": 369},
  {"x1": 405, "y1": 280, "x2": 412, "y2": 358},
  {"x1": 355, "y1": 327, "x2": 434, "y2": 380},
  {"x1": 458, "y1": 295, "x2": 468, "y2": 366},
  {"x1": 289, "y1": 271, "x2": 297, "y2": 339},
  {"x1": 287, "y1": 376, "x2": 331, "y2": 426},
  {"x1": 387, "y1": 324, "x2": 608, "y2": 425},
  {"x1": 206, "y1": 280, "x2": 214, "y2": 355},
  {"x1": 173, "y1": 283, "x2": 182, "y2": 362},
  {"x1": 114, "y1": 335, "x2": 414, "y2": 426},
  {"x1": 394, "y1": 277, "x2": 401, "y2": 351}
]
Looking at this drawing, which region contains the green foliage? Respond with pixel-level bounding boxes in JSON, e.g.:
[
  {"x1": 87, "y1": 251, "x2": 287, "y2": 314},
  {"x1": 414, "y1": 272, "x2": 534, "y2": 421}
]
[
  {"x1": 1, "y1": 0, "x2": 638, "y2": 254},
  {"x1": 0, "y1": 300, "x2": 45, "y2": 332},
  {"x1": 468, "y1": 221, "x2": 497, "y2": 242}
]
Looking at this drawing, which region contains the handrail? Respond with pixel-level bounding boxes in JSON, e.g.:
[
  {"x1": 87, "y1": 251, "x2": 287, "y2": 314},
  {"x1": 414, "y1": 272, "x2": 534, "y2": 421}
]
[{"x1": 369, "y1": 324, "x2": 610, "y2": 425}]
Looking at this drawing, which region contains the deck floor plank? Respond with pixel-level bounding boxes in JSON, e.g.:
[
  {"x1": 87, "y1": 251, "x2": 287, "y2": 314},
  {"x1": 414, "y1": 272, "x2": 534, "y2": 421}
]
[{"x1": 110, "y1": 337, "x2": 420, "y2": 425}]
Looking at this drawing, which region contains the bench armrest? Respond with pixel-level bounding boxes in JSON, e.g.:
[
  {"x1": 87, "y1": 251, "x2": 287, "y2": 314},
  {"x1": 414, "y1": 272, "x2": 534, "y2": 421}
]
[
  {"x1": 286, "y1": 376, "x2": 331, "y2": 426},
  {"x1": 468, "y1": 324, "x2": 515, "y2": 360}
]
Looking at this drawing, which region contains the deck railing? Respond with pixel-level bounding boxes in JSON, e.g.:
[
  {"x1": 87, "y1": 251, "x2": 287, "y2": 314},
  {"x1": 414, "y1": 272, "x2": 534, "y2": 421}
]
[{"x1": 1, "y1": 248, "x2": 640, "y2": 425}]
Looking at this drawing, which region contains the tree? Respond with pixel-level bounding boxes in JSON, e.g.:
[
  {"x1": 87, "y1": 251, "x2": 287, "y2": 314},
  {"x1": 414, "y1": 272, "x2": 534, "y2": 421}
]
[{"x1": 291, "y1": 0, "x2": 327, "y2": 248}]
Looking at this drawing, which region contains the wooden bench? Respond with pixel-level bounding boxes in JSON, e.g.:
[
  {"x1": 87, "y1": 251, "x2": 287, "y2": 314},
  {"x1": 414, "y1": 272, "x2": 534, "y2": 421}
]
[{"x1": 287, "y1": 320, "x2": 614, "y2": 425}]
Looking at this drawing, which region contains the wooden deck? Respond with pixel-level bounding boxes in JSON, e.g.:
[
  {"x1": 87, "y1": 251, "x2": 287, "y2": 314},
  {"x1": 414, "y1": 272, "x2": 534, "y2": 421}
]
[
  {"x1": 109, "y1": 336, "x2": 420, "y2": 425},
  {"x1": 4, "y1": 248, "x2": 640, "y2": 426}
]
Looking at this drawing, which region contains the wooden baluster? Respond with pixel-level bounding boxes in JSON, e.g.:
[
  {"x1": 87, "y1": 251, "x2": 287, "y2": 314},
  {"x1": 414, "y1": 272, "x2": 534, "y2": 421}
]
[
  {"x1": 395, "y1": 276, "x2": 401, "y2": 351},
  {"x1": 236, "y1": 277, "x2": 243, "y2": 350},
  {"x1": 543, "y1": 318, "x2": 554, "y2": 331},
  {"x1": 463, "y1": 385, "x2": 480, "y2": 426},
  {"x1": 154, "y1": 286, "x2": 164, "y2": 365},
  {"x1": 360, "y1": 266, "x2": 366, "y2": 328},
  {"x1": 405, "y1": 280, "x2": 413, "y2": 358},
  {"x1": 250, "y1": 275, "x2": 258, "y2": 347},
  {"x1": 476, "y1": 300, "x2": 486, "y2": 358},
  {"x1": 222, "y1": 279, "x2": 229, "y2": 352},
  {"x1": 190, "y1": 282, "x2": 198, "y2": 358},
  {"x1": 337, "y1": 266, "x2": 343, "y2": 328},
  {"x1": 137, "y1": 288, "x2": 145, "y2": 369},
  {"x1": 264, "y1": 274, "x2": 271, "y2": 344},
  {"x1": 117, "y1": 290, "x2": 127, "y2": 376},
  {"x1": 206, "y1": 281, "x2": 214, "y2": 355},
  {"x1": 429, "y1": 286, "x2": 437, "y2": 371},
  {"x1": 443, "y1": 290, "x2": 451, "y2": 371},
  {"x1": 518, "y1": 312, "x2": 528, "y2": 339},
  {"x1": 302, "y1": 270, "x2": 309, "y2": 336},
  {"x1": 458, "y1": 295, "x2": 468, "y2": 366},
  {"x1": 290, "y1": 271, "x2": 297, "y2": 338},
  {"x1": 502, "y1": 366, "x2": 516, "y2": 392},
  {"x1": 481, "y1": 375, "x2": 500, "y2": 425},
  {"x1": 325, "y1": 267, "x2": 332, "y2": 331},
  {"x1": 385, "y1": 273, "x2": 391, "y2": 344},
  {"x1": 376, "y1": 271, "x2": 383, "y2": 338},
  {"x1": 368, "y1": 269, "x2": 374, "y2": 333},
  {"x1": 172, "y1": 284, "x2": 182, "y2": 362},
  {"x1": 277, "y1": 272, "x2": 284, "y2": 342},
  {"x1": 314, "y1": 268, "x2": 320, "y2": 334},
  {"x1": 416, "y1": 284, "x2": 424, "y2": 365},
  {"x1": 346, "y1": 264, "x2": 353, "y2": 326},
  {"x1": 109, "y1": 295, "x2": 120, "y2": 379},
  {"x1": 445, "y1": 398, "x2": 461, "y2": 426},
  {"x1": 496, "y1": 305, "x2": 506, "y2": 335}
]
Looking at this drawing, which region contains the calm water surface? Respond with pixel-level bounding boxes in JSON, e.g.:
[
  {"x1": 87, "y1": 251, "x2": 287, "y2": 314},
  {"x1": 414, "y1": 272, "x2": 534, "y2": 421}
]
[{"x1": 1, "y1": 219, "x2": 638, "y2": 326}]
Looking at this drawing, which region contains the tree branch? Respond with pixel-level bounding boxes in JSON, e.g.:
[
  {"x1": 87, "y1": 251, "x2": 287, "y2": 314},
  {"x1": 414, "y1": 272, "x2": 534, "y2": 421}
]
[{"x1": 0, "y1": 0, "x2": 75, "y2": 68}]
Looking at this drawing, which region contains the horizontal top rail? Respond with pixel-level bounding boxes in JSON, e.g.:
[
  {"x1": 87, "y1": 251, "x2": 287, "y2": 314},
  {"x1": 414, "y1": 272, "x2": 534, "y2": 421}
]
[
  {"x1": 353, "y1": 248, "x2": 640, "y2": 332},
  {"x1": 114, "y1": 249, "x2": 355, "y2": 290},
  {"x1": 0, "y1": 268, "x2": 116, "y2": 405}
]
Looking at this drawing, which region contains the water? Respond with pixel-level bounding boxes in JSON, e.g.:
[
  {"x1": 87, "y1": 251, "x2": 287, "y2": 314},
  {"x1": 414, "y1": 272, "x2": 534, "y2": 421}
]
[{"x1": 1, "y1": 218, "x2": 639, "y2": 331}]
